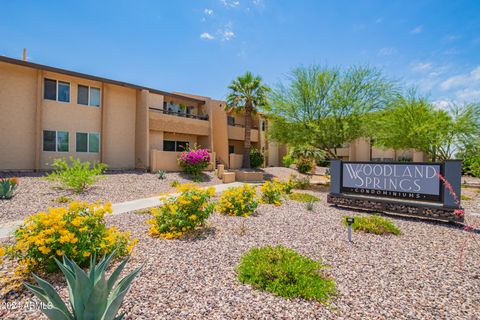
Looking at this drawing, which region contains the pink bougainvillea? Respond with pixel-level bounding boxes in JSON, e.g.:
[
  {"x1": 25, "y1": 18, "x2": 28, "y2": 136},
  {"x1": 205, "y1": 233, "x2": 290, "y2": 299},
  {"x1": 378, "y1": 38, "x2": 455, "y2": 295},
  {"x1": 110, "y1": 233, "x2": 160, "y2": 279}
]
[{"x1": 178, "y1": 146, "x2": 210, "y2": 176}]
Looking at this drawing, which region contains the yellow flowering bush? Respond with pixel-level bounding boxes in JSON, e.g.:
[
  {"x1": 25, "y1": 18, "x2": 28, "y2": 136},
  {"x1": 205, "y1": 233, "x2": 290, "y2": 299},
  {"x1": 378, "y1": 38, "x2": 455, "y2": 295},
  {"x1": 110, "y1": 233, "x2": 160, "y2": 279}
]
[
  {"x1": 260, "y1": 179, "x2": 285, "y2": 205},
  {"x1": 216, "y1": 184, "x2": 259, "y2": 217},
  {"x1": 148, "y1": 184, "x2": 215, "y2": 239},
  {"x1": 0, "y1": 246, "x2": 5, "y2": 264},
  {"x1": 5, "y1": 201, "x2": 137, "y2": 273}
]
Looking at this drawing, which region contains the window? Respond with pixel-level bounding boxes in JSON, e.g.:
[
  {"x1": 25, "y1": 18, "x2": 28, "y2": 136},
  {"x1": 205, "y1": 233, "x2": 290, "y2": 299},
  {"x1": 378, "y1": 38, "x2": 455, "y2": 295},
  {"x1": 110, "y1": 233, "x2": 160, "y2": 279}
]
[
  {"x1": 44, "y1": 79, "x2": 56, "y2": 100},
  {"x1": 78, "y1": 85, "x2": 101, "y2": 107},
  {"x1": 163, "y1": 140, "x2": 176, "y2": 152},
  {"x1": 227, "y1": 116, "x2": 235, "y2": 126},
  {"x1": 76, "y1": 132, "x2": 100, "y2": 153},
  {"x1": 163, "y1": 140, "x2": 189, "y2": 152},
  {"x1": 229, "y1": 145, "x2": 234, "y2": 154},
  {"x1": 44, "y1": 79, "x2": 70, "y2": 102},
  {"x1": 261, "y1": 121, "x2": 266, "y2": 131},
  {"x1": 176, "y1": 141, "x2": 189, "y2": 151},
  {"x1": 43, "y1": 130, "x2": 69, "y2": 152}
]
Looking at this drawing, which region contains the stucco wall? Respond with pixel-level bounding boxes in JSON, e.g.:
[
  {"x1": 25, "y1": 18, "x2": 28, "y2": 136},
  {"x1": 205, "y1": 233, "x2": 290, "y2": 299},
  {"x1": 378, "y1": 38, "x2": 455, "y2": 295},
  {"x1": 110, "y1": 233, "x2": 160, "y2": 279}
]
[
  {"x1": 149, "y1": 111, "x2": 209, "y2": 136},
  {"x1": 0, "y1": 63, "x2": 37, "y2": 170},
  {"x1": 151, "y1": 150, "x2": 215, "y2": 172},
  {"x1": 102, "y1": 84, "x2": 136, "y2": 168},
  {"x1": 40, "y1": 71, "x2": 103, "y2": 169},
  {"x1": 211, "y1": 100, "x2": 229, "y2": 166}
]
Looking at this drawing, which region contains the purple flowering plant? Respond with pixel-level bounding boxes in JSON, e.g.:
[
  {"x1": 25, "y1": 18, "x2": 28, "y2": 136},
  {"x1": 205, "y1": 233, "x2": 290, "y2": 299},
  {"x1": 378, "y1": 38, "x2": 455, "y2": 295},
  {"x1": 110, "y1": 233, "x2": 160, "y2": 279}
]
[{"x1": 178, "y1": 144, "x2": 211, "y2": 176}]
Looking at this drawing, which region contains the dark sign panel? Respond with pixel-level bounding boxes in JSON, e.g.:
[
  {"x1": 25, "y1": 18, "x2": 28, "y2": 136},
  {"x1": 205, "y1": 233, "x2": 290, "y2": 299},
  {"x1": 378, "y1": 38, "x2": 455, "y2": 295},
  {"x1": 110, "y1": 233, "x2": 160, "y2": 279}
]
[{"x1": 341, "y1": 162, "x2": 442, "y2": 202}]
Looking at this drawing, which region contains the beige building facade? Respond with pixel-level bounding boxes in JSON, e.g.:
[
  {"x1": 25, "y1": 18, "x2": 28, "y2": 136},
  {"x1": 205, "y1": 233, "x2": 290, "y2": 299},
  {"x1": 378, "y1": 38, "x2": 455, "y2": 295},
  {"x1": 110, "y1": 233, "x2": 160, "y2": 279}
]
[{"x1": 0, "y1": 56, "x2": 275, "y2": 172}]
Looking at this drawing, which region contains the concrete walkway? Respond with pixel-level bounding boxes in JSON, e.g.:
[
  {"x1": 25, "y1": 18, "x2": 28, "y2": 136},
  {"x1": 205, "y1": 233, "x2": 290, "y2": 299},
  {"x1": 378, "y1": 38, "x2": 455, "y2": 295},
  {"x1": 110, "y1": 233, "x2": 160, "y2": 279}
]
[{"x1": 0, "y1": 182, "x2": 247, "y2": 239}]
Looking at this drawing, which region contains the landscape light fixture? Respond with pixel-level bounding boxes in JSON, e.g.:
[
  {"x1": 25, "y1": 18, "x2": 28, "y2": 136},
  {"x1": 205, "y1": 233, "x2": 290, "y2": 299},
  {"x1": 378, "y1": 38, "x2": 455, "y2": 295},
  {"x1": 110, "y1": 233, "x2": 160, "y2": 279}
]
[{"x1": 346, "y1": 217, "x2": 355, "y2": 243}]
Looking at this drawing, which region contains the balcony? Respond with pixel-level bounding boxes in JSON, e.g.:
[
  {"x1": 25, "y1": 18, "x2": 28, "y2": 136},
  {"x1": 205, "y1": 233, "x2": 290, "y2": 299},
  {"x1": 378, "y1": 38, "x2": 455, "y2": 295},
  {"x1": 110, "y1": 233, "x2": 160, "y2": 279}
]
[
  {"x1": 149, "y1": 107, "x2": 209, "y2": 136},
  {"x1": 228, "y1": 124, "x2": 259, "y2": 142}
]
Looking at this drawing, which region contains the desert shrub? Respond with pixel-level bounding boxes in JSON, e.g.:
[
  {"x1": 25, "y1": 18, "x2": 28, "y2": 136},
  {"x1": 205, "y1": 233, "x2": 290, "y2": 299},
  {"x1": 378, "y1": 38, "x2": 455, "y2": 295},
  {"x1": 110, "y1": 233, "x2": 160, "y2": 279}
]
[
  {"x1": 283, "y1": 177, "x2": 296, "y2": 194},
  {"x1": 306, "y1": 201, "x2": 315, "y2": 211},
  {"x1": 0, "y1": 177, "x2": 19, "y2": 199},
  {"x1": 157, "y1": 170, "x2": 167, "y2": 179},
  {"x1": 54, "y1": 195, "x2": 72, "y2": 203},
  {"x1": 237, "y1": 246, "x2": 336, "y2": 301},
  {"x1": 249, "y1": 148, "x2": 264, "y2": 168},
  {"x1": 296, "y1": 157, "x2": 315, "y2": 174},
  {"x1": 170, "y1": 180, "x2": 180, "y2": 187},
  {"x1": 282, "y1": 154, "x2": 294, "y2": 167},
  {"x1": 287, "y1": 174, "x2": 310, "y2": 190},
  {"x1": 46, "y1": 157, "x2": 107, "y2": 194},
  {"x1": 343, "y1": 215, "x2": 401, "y2": 235},
  {"x1": 148, "y1": 184, "x2": 215, "y2": 239},
  {"x1": 217, "y1": 184, "x2": 259, "y2": 217},
  {"x1": 289, "y1": 192, "x2": 320, "y2": 203},
  {"x1": 178, "y1": 145, "x2": 210, "y2": 176},
  {"x1": 5, "y1": 201, "x2": 137, "y2": 273},
  {"x1": 260, "y1": 179, "x2": 284, "y2": 205},
  {"x1": 463, "y1": 155, "x2": 480, "y2": 177}
]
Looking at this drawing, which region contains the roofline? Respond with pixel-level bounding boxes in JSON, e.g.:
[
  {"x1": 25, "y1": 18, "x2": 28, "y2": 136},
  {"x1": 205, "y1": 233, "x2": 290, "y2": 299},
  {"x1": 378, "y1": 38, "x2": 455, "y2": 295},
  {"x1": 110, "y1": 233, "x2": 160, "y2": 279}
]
[{"x1": 0, "y1": 55, "x2": 206, "y2": 104}]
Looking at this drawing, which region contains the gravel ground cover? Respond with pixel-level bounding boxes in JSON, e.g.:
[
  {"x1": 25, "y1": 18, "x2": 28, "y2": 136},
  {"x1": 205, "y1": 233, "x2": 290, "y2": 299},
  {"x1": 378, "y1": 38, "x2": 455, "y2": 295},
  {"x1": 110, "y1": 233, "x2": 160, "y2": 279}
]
[
  {"x1": 2, "y1": 188, "x2": 479, "y2": 319},
  {"x1": 0, "y1": 171, "x2": 221, "y2": 223}
]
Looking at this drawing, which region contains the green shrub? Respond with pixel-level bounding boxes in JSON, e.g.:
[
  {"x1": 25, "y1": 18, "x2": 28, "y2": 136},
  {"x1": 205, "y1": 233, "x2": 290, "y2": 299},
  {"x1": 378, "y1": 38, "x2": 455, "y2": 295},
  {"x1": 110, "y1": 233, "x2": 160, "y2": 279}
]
[
  {"x1": 306, "y1": 201, "x2": 315, "y2": 211},
  {"x1": 289, "y1": 192, "x2": 320, "y2": 203},
  {"x1": 260, "y1": 179, "x2": 284, "y2": 205},
  {"x1": 0, "y1": 177, "x2": 19, "y2": 199},
  {"x1": 25, "y1": 252, "x2": 142, "y2": 320},
  {"x1": 46, "y1": 157, "x2": 107, "y2": 194},
  {"x1": 170, "y1": 180, "x2": 180, "y2": 188},
  {"x1": 288, "y1": 174, "x2": 310, "y2": 190},
  {"x1": 296, "y1": 158, "x2": 315, "y2": 174},
  {"x1": 54, "y1": 195, "x2": 72, "y2": 203},
  {"x1": 249, "y1": 148, "x2": 264, "y2": 168},
  {"x1": 282, "y1": 154, "x2": 294, "y2": 167},
  {"x1": 157, "y1": 170, "x2": 167, "y2": 179},
  {"x1": 216, "y1": 184, "x2": 259, "y2": 217},
  {"x1": 237, "y1": 246, "x2": 336, "y2": 302},
  {"x1": 343, "y1": 215, "x2": 401, "y2": 235},
  {"x1": 462, "y1": 155, "x2": 480, "y2": 177}
]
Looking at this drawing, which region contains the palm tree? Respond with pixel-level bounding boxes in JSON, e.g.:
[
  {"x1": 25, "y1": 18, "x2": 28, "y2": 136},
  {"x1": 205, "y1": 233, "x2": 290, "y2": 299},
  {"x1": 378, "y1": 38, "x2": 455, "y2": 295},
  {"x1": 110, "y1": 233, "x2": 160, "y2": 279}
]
[{"x1": 226, "y1": 71, "x2": 270, "y2": 168}]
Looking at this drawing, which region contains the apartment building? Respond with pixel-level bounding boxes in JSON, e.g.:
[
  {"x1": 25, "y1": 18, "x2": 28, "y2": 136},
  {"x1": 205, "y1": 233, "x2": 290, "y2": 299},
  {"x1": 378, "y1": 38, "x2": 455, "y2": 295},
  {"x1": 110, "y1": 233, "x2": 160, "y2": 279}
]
[
  {"x1": 333, "y1": 138, "x2": 427, "y2": 162},
  {"x1": 0, "y1": 56, "x2": 276, "y2": 172}
]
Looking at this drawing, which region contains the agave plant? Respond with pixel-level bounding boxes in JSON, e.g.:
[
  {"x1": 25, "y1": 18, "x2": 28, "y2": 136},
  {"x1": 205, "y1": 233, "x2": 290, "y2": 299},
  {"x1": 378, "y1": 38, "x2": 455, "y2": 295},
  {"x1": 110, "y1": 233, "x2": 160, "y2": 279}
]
[
  {"x1": 0, "y1": 177, "x2": 18, "y2": 199},
  {"x1": 24, "y1": 252, "x2": 143, "y2": 320}
]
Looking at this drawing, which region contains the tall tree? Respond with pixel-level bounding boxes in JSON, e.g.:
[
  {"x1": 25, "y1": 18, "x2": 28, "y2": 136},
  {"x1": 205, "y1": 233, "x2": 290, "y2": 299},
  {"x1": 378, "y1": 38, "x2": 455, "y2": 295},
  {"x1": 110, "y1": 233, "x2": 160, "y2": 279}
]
[
  {"x1": 368, "y1": 92, "x2": 480, "y2": 161},
  {"x1": 266, "y1": 65, "x2": 395, "y2": 158},
  {"x1": 226, "y1": 71, "x2": 270, "y2": 168}
]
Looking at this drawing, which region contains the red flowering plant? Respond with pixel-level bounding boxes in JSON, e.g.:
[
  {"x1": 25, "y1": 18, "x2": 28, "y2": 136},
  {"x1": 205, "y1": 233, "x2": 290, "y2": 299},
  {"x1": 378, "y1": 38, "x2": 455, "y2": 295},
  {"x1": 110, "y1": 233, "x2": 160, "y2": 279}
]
[
  {"x1": 437, "y1": 172, "x2": 479, "y2": 270},
  {"x1": 178, "y1": 144, "x2": 211, "y2": 177}
]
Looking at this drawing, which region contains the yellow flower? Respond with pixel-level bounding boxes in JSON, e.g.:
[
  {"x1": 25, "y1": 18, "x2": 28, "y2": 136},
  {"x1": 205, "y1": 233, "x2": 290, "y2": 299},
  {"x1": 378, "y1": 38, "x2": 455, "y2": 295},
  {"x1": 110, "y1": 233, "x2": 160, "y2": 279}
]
[
  {"x1": 189, "y1": 214, "x2": 197, "y2": 221},
  {"x1": 56, "y1": 250, "x2": 63, "y2": 256},
  {"x1": 38, "y1": 246, "x2": 51, "y2": 255},
  {"x1": 83, "y1": 252, "x2": 91, "y2": 257}
]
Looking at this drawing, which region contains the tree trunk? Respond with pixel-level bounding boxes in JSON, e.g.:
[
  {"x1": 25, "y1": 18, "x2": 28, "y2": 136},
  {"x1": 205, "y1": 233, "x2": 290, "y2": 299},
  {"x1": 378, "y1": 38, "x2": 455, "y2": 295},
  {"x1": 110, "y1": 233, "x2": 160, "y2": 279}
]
[{"x1": 243, "y1": 106, "x2": 252, "y2": 168}]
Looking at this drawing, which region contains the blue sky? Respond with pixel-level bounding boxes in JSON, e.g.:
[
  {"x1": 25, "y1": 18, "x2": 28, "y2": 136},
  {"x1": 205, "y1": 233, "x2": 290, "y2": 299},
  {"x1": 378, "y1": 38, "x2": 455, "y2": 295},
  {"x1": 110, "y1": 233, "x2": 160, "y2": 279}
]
[{"x1": 1, "y1": 0, "x2": 479, "y2": 106}]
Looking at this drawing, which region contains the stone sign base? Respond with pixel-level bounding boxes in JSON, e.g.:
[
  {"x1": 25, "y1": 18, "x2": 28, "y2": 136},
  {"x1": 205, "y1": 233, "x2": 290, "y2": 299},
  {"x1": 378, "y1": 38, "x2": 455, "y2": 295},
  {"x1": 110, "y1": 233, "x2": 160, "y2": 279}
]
[{"x1": 327, "y1": 193, "x2": 464, "y2": 222}]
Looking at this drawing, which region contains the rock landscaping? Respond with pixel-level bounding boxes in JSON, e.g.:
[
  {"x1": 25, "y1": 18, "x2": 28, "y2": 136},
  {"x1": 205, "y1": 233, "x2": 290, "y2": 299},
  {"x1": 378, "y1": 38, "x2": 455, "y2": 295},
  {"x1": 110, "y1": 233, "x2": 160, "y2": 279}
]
[{"x1": 1, "y1": 186, "x2": 479, "y2": 319}]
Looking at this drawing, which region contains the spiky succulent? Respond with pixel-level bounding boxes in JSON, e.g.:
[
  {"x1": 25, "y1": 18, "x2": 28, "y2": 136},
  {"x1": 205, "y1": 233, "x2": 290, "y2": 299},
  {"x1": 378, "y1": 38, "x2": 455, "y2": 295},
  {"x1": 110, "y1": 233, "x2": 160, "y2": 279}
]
[{"x1": 24, "y1": 252, "x2": 143, "y2": 320}]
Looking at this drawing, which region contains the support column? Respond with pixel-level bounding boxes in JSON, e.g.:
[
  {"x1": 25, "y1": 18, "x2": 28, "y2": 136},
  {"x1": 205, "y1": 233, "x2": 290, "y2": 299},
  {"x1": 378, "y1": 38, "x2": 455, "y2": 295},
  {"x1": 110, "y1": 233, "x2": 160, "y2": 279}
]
[
  {"x1": 135, "y1": 89, "x2": 149, "y2": 169},
  {"x1": 443, "y1": 160, "x2": 462, "y2": 208},
  {"x1": 330, "y1": 159, "x2": 342, "y2": 195},
  {"x1": 34, "y1": 70, "x2": 43, "y2": 171}
]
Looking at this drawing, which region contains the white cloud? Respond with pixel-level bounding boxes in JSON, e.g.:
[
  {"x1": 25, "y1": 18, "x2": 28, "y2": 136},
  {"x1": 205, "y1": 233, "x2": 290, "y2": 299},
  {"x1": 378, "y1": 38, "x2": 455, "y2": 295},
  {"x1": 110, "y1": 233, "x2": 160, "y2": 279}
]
[
  {"x1": 441, "y1": 66, "x2": 480, "y2": 90},
  {"x1": 411, "y1": 62, "x2": 432, "y2": 72},
  {"x1": 410, "y1": 25, "x2": 423, "y2": 34},
  {"x1": 433, "y1": 99, "x2": 453, "y2": 110},
  {"x1": 221, "y1": 30, "x2": 235, "y2": 41},
  {"x1": 204, "y1": 8, "x2": 214, "y2": 16},
  {"x1": 378, "y1": 47, "x2": 397, "y2": 56},
  {"x1": 200, "y1": 32, "x2": 215, "y2": 40},
  {"x1": 438, "y1": 66, "x2": 480, "y2": 102},
  {"x1": 220, "y1": 0, "x2": 240, "y2": 7}
]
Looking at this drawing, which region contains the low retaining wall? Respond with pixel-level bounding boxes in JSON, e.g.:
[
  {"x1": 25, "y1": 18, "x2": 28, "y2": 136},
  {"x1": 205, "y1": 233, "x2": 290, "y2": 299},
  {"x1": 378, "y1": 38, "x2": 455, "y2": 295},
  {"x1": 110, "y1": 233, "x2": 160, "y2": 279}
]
[
  {"x1": 327, "y1": 194, "x2": 464, "y2": 222},
  {"x1": 229, "y1": 154, "x2": 243, "y2": 169},
  {"x1": 234, "y1": 170, "x2": 264, "y2": 182},
  {"x1": 150, "y1": 150, "x2": 215, "y2": 172}
]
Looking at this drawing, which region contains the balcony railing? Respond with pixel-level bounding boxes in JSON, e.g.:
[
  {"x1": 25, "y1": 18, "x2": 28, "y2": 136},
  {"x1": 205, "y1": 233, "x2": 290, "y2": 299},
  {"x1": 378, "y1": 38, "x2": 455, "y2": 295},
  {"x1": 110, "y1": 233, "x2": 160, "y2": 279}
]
[
  {"x1": 228, "y1": 123, "x2": 259, "y2": 129},
  {"x1": 149, "y1": 107, "x2": 208, "y2": 121}
]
